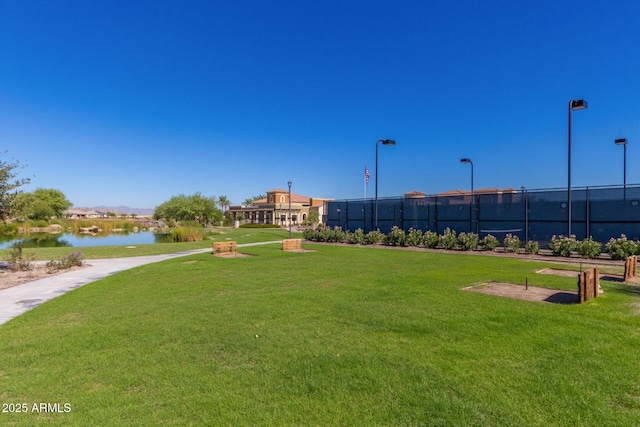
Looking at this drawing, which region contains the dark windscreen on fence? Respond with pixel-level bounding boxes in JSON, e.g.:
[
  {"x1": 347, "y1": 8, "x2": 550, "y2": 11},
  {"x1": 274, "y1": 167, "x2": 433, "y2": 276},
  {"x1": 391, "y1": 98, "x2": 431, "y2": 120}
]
[{"x1": 325, "y1": 185, "x2": 640, "y2": 246}]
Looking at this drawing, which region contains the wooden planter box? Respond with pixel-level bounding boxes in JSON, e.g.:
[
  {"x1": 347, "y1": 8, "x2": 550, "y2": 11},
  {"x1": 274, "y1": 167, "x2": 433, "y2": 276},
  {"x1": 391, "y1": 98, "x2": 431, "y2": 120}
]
[
  {"x1": 213, "y1": 241, "x2": 237, "y2": 256},
  {"x1": 282, "y1": 239, "x2": 302, "y2": 251}
]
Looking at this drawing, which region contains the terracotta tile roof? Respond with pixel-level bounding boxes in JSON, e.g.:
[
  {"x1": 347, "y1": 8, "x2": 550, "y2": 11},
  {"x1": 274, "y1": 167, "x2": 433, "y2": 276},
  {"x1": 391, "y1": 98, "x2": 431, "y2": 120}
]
[{"x1": 404, "y1": 190, "x2": 427, "y2": 198}]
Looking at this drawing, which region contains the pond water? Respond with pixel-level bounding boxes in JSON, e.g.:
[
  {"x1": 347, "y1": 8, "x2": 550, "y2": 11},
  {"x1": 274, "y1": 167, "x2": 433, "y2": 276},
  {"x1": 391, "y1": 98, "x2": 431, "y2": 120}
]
[{"x1": 0, "y1": 230, "x2": 173, "y2": 249}]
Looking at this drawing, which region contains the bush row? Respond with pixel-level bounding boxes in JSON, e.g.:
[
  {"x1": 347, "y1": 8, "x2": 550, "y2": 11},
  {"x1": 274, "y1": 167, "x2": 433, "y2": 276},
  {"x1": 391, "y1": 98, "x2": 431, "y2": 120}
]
[
  {"x1": 303, "y1": 226, "x2": 640, "y2": 260},
  {"x1": 303, "y1": 226, "x2": 533, "y2": 253}
]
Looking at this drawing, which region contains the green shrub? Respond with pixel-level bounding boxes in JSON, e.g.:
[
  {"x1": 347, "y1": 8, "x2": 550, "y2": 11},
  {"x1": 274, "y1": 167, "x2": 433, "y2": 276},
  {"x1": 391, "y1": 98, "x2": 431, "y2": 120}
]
[
  {"x1": 0, "y1": 222, "x2": 19, "y2": 234},
  {"x1": 239, "y1": 223, "x2": 281, "y2": 229},
  {"x1": 314, "y1": 226, "x2": 333, "y2": 242},
  {"x1": 302, "y1": 227, "x2": 316, "y2": 240},
  {"x1": 423, "y1": 231, "x2": 439, "y2": 249},
  {"x1": 344, "y1": 230, "x2": 354, "y2": 244},
  {"x1": 384, "y1": 226, "x2": 406, "y2": 246},
  {"x1": 346, "y1": 228, "x2": 365, "y2": 244},
  {"x1": 439, "y1": 228, "x2": 457, "y2": 250},
  {"x1": 330, "y1": 226, "x2": 346, "y2": 243},
  {"x1": 525, "y1": 240, "x2": 539, "y2": 255},
  {"x1": 605, "y1": 234, "x2": 637, "y2": 260},
  {"x1": 364, "y1": 229, "x2": 384, "y2": 245},
  {"x1": 480, "y1": 234, "x2": 499, "y2": 251},
  {"x1": 3, "y1": 242, "x2": 35, "y2": 271},
  {"x1": 503, "y1": 234, "x2": 521, "y2": 253},
  {"x1": 46, "y1": 251, "x2": 84, "y2": 272},
  {"x1": 578, "y1": 237, "x2": 602, "y2": 259},
  {"x1": 457, "y1": 232, "x2": 478, "y2": 251},
  {"x1": 548, "y1": 235, "x2": 579, "y2": 257},
  {"x1": 172, "y1": 227, "x2": 204, "y2": 242},
  {"x1": 406, "y1": 228, "x2": 423, "y2": 247}
]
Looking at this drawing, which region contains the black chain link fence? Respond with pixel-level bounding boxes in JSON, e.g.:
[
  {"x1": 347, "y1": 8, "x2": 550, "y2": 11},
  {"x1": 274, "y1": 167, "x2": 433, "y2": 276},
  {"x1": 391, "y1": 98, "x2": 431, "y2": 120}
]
[{"x1": 325, "y1": 185, "x2": 640, "y2": 247}]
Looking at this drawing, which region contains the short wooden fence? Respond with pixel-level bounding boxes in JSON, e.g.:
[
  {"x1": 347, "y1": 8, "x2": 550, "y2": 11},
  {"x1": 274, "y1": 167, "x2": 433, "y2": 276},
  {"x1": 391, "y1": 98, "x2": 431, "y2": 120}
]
[
  {"x1": 624, "y1": 255, "x2": 638, "y2": 281},
  {"x1": 213, "y1": 241, "x2": 237, "y2": 256}
]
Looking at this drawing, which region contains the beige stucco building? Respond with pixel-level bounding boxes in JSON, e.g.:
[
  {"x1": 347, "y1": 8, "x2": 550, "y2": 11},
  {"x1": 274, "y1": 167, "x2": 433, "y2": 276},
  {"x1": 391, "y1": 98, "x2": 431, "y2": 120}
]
[{"x1": 228, "y1": 188, "x2": 331, "y2": 226}]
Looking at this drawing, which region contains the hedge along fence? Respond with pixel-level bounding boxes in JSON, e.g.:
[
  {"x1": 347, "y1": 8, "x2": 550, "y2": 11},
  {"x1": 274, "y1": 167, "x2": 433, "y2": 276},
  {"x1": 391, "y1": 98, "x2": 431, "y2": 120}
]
[{"x1": 303, "y1": 225, "x2": 640, "y2": 259}]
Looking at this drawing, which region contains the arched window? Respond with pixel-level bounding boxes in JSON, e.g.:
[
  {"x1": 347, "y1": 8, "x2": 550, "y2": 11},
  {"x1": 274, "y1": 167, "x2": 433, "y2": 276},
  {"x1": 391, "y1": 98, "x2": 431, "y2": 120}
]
[{"x1": 280, "y1": 195, "x2": 285, "y2": 203}]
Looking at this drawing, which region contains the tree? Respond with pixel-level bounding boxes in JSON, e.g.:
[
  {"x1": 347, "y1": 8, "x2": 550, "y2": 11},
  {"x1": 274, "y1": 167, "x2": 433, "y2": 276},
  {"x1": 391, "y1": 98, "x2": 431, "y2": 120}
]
[
  {"x1": 218, "y1": 195, "x2": 231, "y2": 213},
  {"x1": 306, "y1": 209, "x2": 319, "y2": 225},
  {"x1": 13, "y1": 188, "x2": 72, "y2": 221},
  {"x1": 0, "y1": 153, "x2": 30, "y2": 221},
  {"x1": 243, "y1": 194, "x2": 266, "y2": 205},
  {"x1": 154, "y1": 193, "x2": 222, "y2": 225}
]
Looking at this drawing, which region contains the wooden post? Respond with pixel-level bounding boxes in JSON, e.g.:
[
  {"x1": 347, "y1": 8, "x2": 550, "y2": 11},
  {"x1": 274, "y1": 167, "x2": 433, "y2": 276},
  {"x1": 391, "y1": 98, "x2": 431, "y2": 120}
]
[
  {"x1": 578, "y1": 267, "x2": 600, "y2": 303},
  {"x1": 624, "y1": 256, "x2": 637, "y2": 281}
]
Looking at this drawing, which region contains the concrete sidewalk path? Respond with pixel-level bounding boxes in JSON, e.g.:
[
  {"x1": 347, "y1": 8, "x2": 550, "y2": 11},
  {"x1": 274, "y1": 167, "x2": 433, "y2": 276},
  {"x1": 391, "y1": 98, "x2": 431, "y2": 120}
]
[{"x1": 0, "y1": 241, "x2": 280, "y2": 325}]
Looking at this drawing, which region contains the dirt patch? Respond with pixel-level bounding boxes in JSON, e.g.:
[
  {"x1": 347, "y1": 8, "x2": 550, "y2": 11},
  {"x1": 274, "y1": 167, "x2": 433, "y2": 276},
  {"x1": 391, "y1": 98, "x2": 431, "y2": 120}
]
[
  {"x1": 463, "y1": 281, "x2": 578, "y2": 304},
  {"x1": 213, "y1": 252, "x2": 252, "y2": 258},
  {"x1": 0, "y1": 264, "x2": 86, "y2": 291}
]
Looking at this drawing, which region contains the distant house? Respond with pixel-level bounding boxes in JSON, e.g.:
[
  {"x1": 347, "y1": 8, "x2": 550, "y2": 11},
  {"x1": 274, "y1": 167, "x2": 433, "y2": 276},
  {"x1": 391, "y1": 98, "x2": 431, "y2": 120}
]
[
  {"x1": 404, "y1": 190, "x2": 427, "y2": 199},
  {"x1": 64, "y1": 208, "x2": 108, "y2": 219},
  {"x1": 228, "y1": 188, "x2": 332, "y2": 226}
]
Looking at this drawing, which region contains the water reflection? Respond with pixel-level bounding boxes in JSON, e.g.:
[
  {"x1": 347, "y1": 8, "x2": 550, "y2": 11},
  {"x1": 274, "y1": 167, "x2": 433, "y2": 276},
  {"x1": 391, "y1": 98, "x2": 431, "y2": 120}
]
[
  {"x1": 0, "y1": 231, "x2": 174, "y2": 249},
  {"x1": 4, "y1": 234, "x2": 72, "y2": 248}
]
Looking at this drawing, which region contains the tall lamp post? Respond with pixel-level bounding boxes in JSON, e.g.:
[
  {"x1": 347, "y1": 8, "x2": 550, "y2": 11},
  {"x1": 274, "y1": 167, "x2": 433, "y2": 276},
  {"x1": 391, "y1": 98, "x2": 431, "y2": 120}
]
[
  {"x1": 375, "y1": 139, "x2": 396, "y2": 229},
  {"x1": 287, "y1": 180, "x2": 292, "y2": 238},
  {"x1": 460, "y1": 158, "x2": 474, "y2": 232},
  {"x1": 567, "y1": 99, "x2": 588, "y2": 236},
  {"x1": 615, "y1": 138, "x2": 628, "y2": 198}
]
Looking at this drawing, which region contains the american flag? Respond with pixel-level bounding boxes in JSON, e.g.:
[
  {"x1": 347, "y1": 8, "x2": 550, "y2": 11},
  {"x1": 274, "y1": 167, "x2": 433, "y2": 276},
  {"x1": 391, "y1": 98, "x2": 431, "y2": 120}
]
[{"x1": 365, "y1": 166, "x2": 370, "y2": 186}]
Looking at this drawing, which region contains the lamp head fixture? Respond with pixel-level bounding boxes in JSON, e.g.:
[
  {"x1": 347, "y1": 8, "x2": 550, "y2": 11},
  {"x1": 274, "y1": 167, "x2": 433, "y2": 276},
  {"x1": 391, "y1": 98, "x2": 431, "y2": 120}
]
[
  {"x1": 378, "y1": 139, "x2": 396, "y2": 146},
  {"x1": 460, "y1": 158, "x2": 472, "y2": 164},
  {"x1": 615, "y1": 138, "x2": 628, "y2": 146},
  {"x1": 570, "y1": 99, "x2": 588, "y2": 110}
]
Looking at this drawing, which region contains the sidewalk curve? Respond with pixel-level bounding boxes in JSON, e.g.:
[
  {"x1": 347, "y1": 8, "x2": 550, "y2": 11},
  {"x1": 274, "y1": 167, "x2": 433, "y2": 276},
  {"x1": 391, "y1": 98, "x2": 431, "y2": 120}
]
[{"x1": 0, "y1": 241, "x2": 280, "y2": 325}]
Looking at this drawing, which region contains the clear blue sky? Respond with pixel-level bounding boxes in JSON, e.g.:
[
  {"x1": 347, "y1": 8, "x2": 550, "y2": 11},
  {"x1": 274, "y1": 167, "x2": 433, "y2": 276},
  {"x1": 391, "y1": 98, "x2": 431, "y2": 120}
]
[{"x1": 2, "y1": 1, "x2": 639, "y2": 208}]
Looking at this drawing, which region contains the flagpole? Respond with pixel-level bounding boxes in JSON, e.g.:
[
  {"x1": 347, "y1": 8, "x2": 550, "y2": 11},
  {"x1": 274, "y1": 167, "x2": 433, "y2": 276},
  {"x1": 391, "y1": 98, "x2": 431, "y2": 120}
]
[
  {"x1": 364, "y1": 165, "x2": 368, "y2": 199},
  {"x1": 364, "y1": 172, "x2": 367, "y2": 199}
]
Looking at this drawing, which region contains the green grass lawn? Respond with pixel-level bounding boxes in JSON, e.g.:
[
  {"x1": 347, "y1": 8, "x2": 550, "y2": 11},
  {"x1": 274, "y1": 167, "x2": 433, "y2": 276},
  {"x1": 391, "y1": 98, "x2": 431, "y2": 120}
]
[
  {"x1": 0, "y1": 228, "x2": 299, "y2": 260},
  {"x1": 1, "y1": 244, "x2": 639, "y2": 425}
]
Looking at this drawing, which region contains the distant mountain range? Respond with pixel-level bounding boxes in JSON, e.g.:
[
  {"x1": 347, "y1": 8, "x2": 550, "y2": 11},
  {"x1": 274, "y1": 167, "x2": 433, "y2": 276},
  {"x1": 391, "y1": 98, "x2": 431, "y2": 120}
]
[{"x1": 76, "y1": 206, "x2": 155, "y2": 216}]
